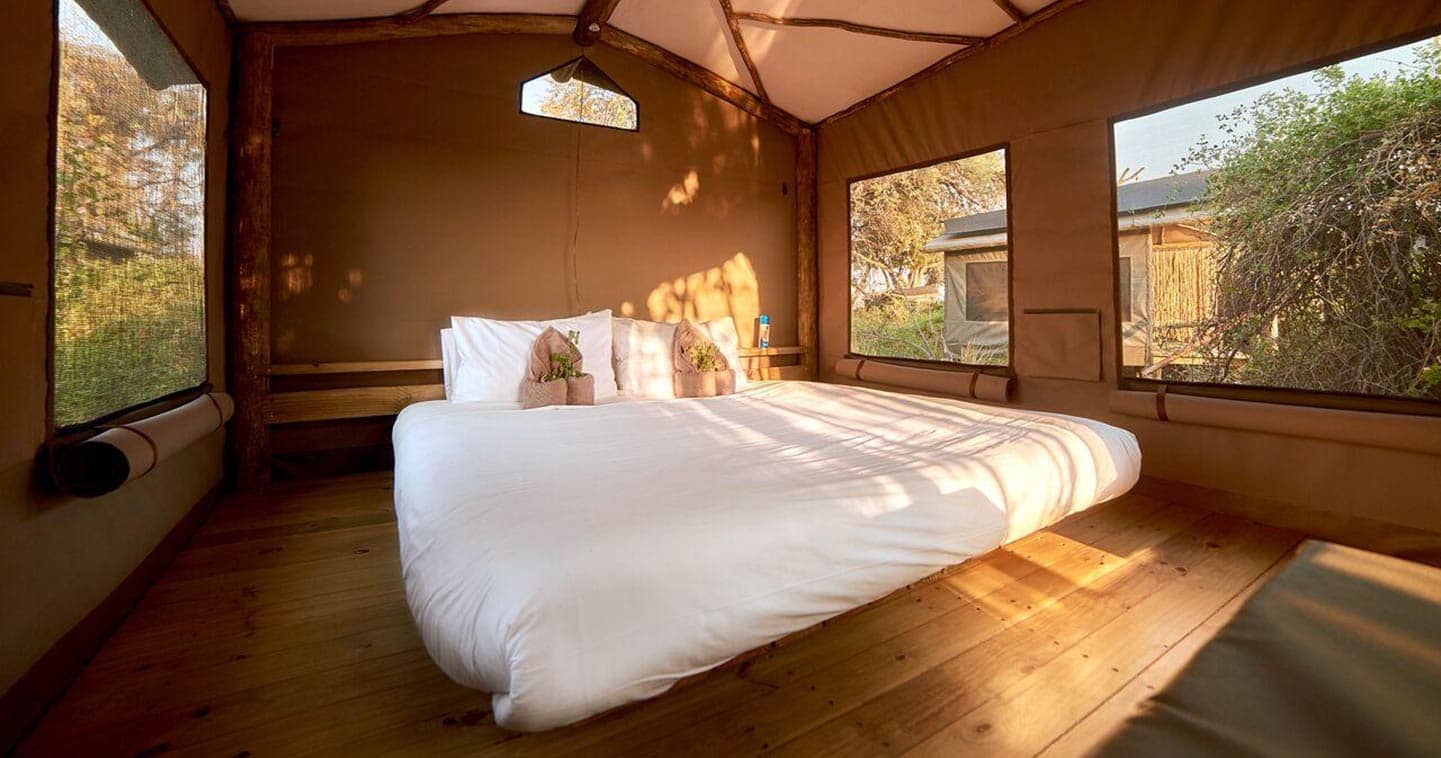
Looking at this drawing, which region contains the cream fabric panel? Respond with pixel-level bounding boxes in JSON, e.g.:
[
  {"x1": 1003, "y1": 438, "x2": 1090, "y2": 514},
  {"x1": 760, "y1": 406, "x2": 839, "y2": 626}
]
[{"x1": 1015, "y1": 310, "x2": 1100, "y2": 381}]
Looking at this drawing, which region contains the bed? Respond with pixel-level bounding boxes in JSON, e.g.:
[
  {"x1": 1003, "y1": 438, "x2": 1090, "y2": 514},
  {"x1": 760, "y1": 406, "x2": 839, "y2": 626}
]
[{"x1": 392, "y1": 381, "x2": 1141, "y2": 731}]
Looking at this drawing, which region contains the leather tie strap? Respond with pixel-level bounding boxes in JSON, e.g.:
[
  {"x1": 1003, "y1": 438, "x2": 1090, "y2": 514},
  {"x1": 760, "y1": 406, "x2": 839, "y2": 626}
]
[
  {"x1": 1155, "y1": 384, "x2": 1169, "y2": 422},
  {"x1": 114, "y1": 425, "x2": 161, "y2": 477},
  {"x1": 854, "y1": 358, "x2": 868, "y2": 381},
  {"x1": 967, "y1": 371, "x2": 980, "y2": 399},
  {"x1": 203, "y1": 392, "x2": 225, "y2": 428}
]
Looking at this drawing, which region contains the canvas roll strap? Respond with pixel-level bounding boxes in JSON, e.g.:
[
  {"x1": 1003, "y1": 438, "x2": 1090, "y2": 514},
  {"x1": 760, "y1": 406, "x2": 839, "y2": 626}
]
[
  {"x1": 1156, "y1": 384, "x2": 1169, "y2": 422},
  {"x1": 968, "y1": 371, "x2": 981, "y2": 399},
  {"x1": 113, "y1": 424, "x2": 161, "y2": 477}
]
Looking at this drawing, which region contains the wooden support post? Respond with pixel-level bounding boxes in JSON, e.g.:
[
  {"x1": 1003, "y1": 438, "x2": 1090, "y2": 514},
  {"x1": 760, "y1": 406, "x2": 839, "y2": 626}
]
[
  {"x1": 228, "y1": 31, "x2": 275, "y2": 490},
  {"x1": 796, "y1": 128, "x2": 819, "y2": 379}
]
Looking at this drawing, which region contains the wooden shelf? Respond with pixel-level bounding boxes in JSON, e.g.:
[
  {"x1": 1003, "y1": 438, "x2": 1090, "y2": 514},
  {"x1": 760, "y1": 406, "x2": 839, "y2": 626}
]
[
  {"x1": 267, "y1": 346, "x2": 808, "y2": 375},
  {"x1": 269, "y1": 360, "x2": 443, "y2": 375},
  {"x1": 737, "y1": 346, "x2": 807, "y2": 357}
]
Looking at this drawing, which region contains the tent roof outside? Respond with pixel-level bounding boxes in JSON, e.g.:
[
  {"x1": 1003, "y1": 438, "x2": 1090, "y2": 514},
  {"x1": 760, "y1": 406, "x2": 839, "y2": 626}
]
[
  {"x1": 943, "y1": 170, "x2": 1210, "y2": 238},
  {"x1": 220, "y1": 0, "x2": 1071, "y2": 123}
]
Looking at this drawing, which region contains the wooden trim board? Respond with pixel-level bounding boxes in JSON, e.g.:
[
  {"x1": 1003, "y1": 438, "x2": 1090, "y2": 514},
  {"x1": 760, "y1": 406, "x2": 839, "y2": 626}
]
[
  {"x1": 1135, "y1": 475, "x2": 1441, "y2": 566},
  {"x1": 0, "y1": 485, "x2": 222, "y2": 752}
]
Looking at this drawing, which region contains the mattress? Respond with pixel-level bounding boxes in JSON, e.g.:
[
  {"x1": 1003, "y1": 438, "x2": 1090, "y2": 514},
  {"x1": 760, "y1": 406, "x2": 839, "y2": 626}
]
[{"x1": 392, "y1": 381, "x2": 1141, "y2": 731}]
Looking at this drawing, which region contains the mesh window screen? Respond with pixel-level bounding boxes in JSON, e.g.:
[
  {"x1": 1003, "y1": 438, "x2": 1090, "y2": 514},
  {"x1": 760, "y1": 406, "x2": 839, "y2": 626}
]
[
  {"x1": 964, "y1": 261, "x2": 1009, "y2": 322},
  {"x1": 54, "y1": 0, "x2": 207, "y2": 428}
]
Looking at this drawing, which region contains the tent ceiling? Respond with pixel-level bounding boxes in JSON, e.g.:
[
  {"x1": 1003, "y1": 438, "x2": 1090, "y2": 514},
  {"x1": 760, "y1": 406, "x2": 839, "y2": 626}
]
[{"x1": 224, "y1": 0, "x2": 1067, "y2": 123}]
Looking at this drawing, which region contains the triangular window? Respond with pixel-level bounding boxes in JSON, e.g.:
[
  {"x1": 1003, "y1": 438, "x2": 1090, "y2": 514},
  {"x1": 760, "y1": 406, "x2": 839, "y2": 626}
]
[{"x1": 521, "y1": 56, "x2": 637, "y2": 131}]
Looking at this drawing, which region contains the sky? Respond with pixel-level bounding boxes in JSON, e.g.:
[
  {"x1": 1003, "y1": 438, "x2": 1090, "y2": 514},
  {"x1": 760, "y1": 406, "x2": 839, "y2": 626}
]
[{"x1": 1114, "y1": 36, "x2": 1438, "y2": 181}]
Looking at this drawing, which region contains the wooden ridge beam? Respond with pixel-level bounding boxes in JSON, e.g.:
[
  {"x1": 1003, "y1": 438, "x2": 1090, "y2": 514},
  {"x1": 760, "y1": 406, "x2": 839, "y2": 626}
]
[
  {"x1": 718, "y1": 0, "x2": 769, "y2": 103},
  {"x1": 991, "y1": 0, "x2": 1028, "y2": 24},
  {"x1": 244, "y1": 13, "x2": 574, "y2": 47},
  {"x1": 599, "y1": 26, "x2": 805, "y2": 134},
  {"x1": 573, "y1": 0, "x2": 622, "y2": 46},
  {"x1": 395, "y1": 0, "x2": 455, "y2": 26},
  {"x1": 818, "y1": 0, "x2": 1087, "y2": 126},
  {"x1": 213, "y1": 0, "x2": 237, "y2": 25},
  {"x1": 733, "y1": 11, "x2": 983, "y2": 46}
]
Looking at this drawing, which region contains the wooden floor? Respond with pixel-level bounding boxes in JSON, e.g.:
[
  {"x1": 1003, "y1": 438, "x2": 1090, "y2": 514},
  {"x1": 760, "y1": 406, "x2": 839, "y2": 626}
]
[{"x1": 19, "y1": 473, "x2": 1302, "y2": 757}]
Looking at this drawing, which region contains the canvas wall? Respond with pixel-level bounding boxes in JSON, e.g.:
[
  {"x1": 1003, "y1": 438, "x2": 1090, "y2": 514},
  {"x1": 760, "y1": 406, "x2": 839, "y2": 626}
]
[
  {"x1": 0, "y1": 0, "x2": 231, "y2": 696},
  {"x1": 818, "y1": 0, "x2": 1441, "y2": 533},
  {"x1": 269, "y1": 34, "x2": 799, "y2": 362}
]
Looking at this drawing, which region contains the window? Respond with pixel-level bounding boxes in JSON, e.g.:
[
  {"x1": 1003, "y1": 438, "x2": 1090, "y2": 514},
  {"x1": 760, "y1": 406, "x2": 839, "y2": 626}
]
[
  {"x1": 1114, "y1": 35, "x2": 1441, "y2": 403},
  {"x1": 520, "y1": 56, "x2": 637, "y2": 131},
  {"x1": 849, "y1": 148, "x2": 1009, "y2": 366},
  {"x1": 964, "y1": 261, "x2": 1008, "y2": 322},
  {"x1": 54, "y1": 0, "x2": 208, "y2": 429}
]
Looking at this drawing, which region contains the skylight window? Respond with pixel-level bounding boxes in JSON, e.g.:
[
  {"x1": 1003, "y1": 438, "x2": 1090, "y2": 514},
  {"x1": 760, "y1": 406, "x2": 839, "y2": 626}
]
[{"x1": 521, "y1": 56, "x2": 637, "y2": 131}]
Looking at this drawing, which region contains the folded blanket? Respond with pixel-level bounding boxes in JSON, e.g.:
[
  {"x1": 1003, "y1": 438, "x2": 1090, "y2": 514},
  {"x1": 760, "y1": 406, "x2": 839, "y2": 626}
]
[
  {"x1": 673, "y1": 320, "x2": 735, "y2": 398},
  {"x1": 522, "y1": 327, "x2": 594, "y2": 408}
]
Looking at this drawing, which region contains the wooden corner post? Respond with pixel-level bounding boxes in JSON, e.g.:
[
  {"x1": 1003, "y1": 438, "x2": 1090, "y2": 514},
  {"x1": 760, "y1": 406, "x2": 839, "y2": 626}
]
[
  {"x1": 228, "y1": 31, "x2": 275, "y2": 489},
  {"x1": 796, "y1": 127, "x2": 819, "y2": 379}
]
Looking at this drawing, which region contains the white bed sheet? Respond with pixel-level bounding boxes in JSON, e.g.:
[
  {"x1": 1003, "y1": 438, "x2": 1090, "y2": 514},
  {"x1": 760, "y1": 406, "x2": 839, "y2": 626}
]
[{"x1": 392, "y1": 381, "x2": 1141, "y2": 731}]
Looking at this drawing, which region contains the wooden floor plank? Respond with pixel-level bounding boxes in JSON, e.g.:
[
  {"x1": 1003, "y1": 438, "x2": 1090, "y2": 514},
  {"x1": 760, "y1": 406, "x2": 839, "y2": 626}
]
[
  {"x1": 165, "y1": 521, "x2": 399, "y2": 582},
  {"x1": 903, "y1": 519, "x2": 1300, "y2": 756},
  {"x1": 753, "y1": 512, "x2": 1278, "y2": 758},
  {"x1": 740, "y1": 495, "x2": 1172, "y2": 688},
  {"x1": 594, "y1": 502, "x2": 1213, "y2": 756},
  {"x1": 1035, "y1": 550, "x2": 1294, "y2": 758},
  {"x1": 17, "y1": 473, "x2": 1304, "y2": 757}
]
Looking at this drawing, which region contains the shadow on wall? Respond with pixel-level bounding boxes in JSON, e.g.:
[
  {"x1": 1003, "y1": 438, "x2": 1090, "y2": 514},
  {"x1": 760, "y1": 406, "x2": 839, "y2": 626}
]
[{"x1": 618, "y1": 252, "x2": 761, "y2": 346}]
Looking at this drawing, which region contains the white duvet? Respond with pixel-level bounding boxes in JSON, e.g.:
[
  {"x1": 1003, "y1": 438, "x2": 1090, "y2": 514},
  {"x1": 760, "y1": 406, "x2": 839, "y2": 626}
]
[{"x1": 392, "y1": 381, "x2": 1140, "y2": 731}]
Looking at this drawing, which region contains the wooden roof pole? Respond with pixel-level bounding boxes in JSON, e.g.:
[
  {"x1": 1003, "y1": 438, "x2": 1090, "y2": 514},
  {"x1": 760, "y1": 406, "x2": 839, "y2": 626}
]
[
  {"x1": 718, "y1": 0, "x2": 769, "y2": 103},
  {"x1": 213, "y1": 0, "x2": 237, "y2": 24},
  {"x1": 396, "y1": 0, "x2": 454, "y2": 25},
  {"x1": 991, "y1": 0, "x2": 1028, "y2": 24},
  {"x1": 732, "y1": 12, "x2": 984, "y2": 46},
  {"x1": 574, "y1": 0, "x2": 622, "y2": 46}
]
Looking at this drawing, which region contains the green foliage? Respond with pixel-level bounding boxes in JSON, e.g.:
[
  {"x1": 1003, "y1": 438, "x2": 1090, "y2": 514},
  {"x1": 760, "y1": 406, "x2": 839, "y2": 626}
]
[
  {"x1": 1181, "y1": 43, "x2": 1441, "y2": 399},
  {"x1": 684, "y1": 342, "x2": 722, "y2": 372},
  {"x1": 53, "y1": 242, "x2": 205, "y2": 426},
  {"x1": 851, "y1": 298, "x2": 1008, "y2": 365},
  {"x1": 540, "y1": 330, "x2": 587, "y2": 382}
]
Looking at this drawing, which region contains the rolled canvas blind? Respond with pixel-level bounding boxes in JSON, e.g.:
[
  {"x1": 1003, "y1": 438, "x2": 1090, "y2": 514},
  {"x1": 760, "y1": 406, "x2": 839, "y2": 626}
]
[
  {"x1": 1110, "y1": 389, "x2": 1441, "y2": 456},
  {"x1": 53, "y1": 392, "x2": 233, "y2": 497},
  {"x1": 835, "y1": 358, "x2": 1012, "y2": 403}
]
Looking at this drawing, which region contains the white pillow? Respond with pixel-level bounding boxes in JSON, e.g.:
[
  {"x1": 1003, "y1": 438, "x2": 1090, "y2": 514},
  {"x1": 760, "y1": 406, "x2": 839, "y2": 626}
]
[
  {"x1": 440, "y1": 328, "x2": 456, "y2": 400},
  {"x1": 612, "y1": 316, "x2": 749, "y2": 399},
  {"x1": 612, "y1": 318, "x2": 679, "y2": 399},
  {"x1": 703, "y1": 316, "x2": 749, "y2": 391},
  {"x1": 450, "y1": 310, "x2": 617, "y2": 403}
]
